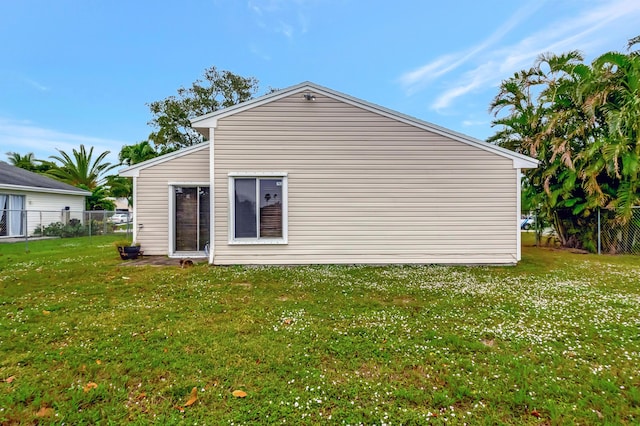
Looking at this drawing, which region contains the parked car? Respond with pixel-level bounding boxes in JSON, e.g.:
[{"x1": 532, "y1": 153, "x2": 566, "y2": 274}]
[
  {"x1": 108, "y1": 213, "x2": 130, "y2": 224},
  {"x1": 520, "y1": 215, "x2": 535, "y2": 230}
]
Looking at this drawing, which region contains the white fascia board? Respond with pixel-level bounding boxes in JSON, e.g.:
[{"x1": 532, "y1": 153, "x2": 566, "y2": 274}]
[
  {"x1": 118, "y1": 142, "x2": 211, "y2": 178},
  {"x1": 305, "y1": 85, "x2": 540, "y2": 170},
  {"x1": 0, "y1": 184, "x2": 91, "y2": 196},
  {"x1": 191, "y1": 81, "x2": 539, "y2": 170}
]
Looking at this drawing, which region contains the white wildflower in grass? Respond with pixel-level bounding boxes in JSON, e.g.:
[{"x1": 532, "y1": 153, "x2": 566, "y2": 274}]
[{"x1": 1, "y1": 235, "x2": 639, "y2": 423}]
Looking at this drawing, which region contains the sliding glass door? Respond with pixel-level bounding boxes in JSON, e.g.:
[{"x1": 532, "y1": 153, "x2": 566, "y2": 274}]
[{"x1": 174, "y1": 186, "x2": 210, "y2": 252}]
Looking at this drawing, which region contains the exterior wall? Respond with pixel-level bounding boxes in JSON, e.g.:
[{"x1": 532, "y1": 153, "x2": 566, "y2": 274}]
[
  {"x1": 212, "y1": 93, "x2": 518, "y2": 265},
  {"x1": 0, "y1": 189, "x2": 85, "y2": 236},
  {"x1": 134, "y1": 147, "x2": 210, "y2": 255}
]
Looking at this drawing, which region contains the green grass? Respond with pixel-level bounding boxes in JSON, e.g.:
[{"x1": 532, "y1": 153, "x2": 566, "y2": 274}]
[{"x1": 1, "y1": 235, "x2": 639, "y2": 424}]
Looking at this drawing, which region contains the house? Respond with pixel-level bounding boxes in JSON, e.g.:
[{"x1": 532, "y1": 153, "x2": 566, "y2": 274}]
[
  {"x1": 0, "y1": 161, "x2": 91, "y2": 237},
  {"x1": 120, "y1": 82, "x2": 538, "y2": 265}
]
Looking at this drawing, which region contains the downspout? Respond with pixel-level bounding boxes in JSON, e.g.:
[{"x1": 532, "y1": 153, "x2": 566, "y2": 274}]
[
  {"x1": 132, "y1": 175, "x2": 139, "y2": 242},
  {"x1": 209, "y1": 126, "x2": 216, "y2": 265},
  {"x1": 516, "y1": 168, "x2": 522, "y2": 262}
]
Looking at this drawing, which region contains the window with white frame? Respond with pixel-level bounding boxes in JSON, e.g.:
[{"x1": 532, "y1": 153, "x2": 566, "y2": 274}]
[
  {"x1": 229, "y1": 173, "x2": 287, "y2": 243},
  {"x1": 0, "y1": 194, "x2": 25, "y2": 237}
]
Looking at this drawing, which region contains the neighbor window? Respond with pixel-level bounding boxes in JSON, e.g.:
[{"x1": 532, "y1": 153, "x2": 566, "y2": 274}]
[
  {"x1": 229, "y1": 173, "x2": 287, "y2": 244},
  {"x1": 0, "y1": 194, "x2": 25, "y2": 237}
]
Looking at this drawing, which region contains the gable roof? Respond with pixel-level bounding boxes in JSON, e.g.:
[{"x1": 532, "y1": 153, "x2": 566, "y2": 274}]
[
  {"x1": 0, "y1": 161, "x2": 91, "y2": 196},
  {"x1": 118, "y1": 142, "x2": 210, "y2": 177},
  {"x1": 192, "y1": 81, "x2": 538, "y2": 169}
]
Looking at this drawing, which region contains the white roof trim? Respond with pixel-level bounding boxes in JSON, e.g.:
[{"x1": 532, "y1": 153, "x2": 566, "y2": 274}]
[
  {"x1": 118, "y1": 142, "x2": 210, "y2": 177},
  {"x1": 192, "y1": 82, "x2": 539, "y2": 169},
  {"x1": 0, "y1": 184, "x2": 91, "y2": 196}
]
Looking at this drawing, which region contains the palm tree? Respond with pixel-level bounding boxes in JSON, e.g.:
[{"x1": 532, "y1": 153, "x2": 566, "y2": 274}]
[
  {"x1": 585, "y1": 51, "x2": 640, "y2": 222},
  {"x1": 489, "y1": 51, "x2": 601, "y2": 248},
  {"x1": 46, "y1": 145, "x2": 116, "y2": 189},
  {"x1": 105, "y1": 175, "x2": 133, "y2": 208},
  {"x1": 6, "y1": 152, "x2": 37, "y2": 171},
  {"x1": 118, "y1": 141, "x2": 159, "y2": 166},
  {"x1": 490, "y1": 43, "x2": 640, "y2": 251},
  {"x1": 627, "y1": 35, "x2": 640, "y2": 52}
]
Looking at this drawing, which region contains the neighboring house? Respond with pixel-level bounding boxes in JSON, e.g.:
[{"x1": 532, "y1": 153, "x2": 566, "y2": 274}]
[
  {"x1": 120, "y1": 82, "x2": 538, "y2": 265},
  {"x1": 107, "y1": 197, "x2": 132, "y2": 212},
  {"x1": 0, "y1": 161, "x2": 90, "y2": 237}
]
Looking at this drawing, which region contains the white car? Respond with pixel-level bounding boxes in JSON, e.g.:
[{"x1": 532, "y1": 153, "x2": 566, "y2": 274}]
[
  {"x1": 520, "y1": 216, "x2": 535, "y2": 230},
  {"x1": 108, "y1": 213, "x2": 130, "y2": 224}
]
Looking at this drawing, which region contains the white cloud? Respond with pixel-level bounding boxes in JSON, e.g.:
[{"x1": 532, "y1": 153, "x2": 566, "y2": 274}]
[
  {"x1": 0, "y1": 118, "x2": 126, "y2": 166},
  {"x1": 276, "y1": 20, "x2": 294, "y2": 38},
  {"x1": 399, "y1": 0, "x2": 640, "y2": 111},
  {"x1": 249, "y1": 44, "x2": 272, "y2": 61},
  {"x1": 246, "y1": 0, "x2": 310, "y2": 41},
  {"x1": 462, "y1": 119, "x2": 489, "y2": 127},
  {"x1": 399, "y1": 0, "x2": 544, "y2": 94},
  {"x1": 22, "y1": 77, "x2": 49, "y2": 92}
]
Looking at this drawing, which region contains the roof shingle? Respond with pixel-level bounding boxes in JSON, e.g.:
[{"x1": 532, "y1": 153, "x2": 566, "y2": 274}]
[{"x1": 0, "y1": 161, "x2": 90, "y2": 195}]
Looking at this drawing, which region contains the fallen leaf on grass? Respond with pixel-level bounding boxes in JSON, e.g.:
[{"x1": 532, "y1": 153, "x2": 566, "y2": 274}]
[
  {"x1": 36, "y1": 406, "x2": 54, "y2": 417},
  {"x1": 96, "y1": 359, "x2": 102, "y2": 365},
  {"x1": 5, "y1": 376, "x2": 15, "y2": 383},
  {"x1": 184, "y1": 387, "x2": 198, "y2": 406},
  {"x1": 531, "y1": 409, "x2": 541, "y2": 418},
  {"x1": 232, "y1": 390, "x2": 247, "y2": 398},
  {"x1": 42, "y1": 310, "x2": 51, "y2": 315},
  {"x1": 83, "y1": 382, "x2": 98, "y2": 392},
  {"x1": 136, "y1": 392, "x2": 147, "y2": 400},
  {"x1": 175, "y1": 405, "x2": 185, "y2": 413},
  {"x1": 595, "y1": 410, "x2": 604, "y2": 419}
]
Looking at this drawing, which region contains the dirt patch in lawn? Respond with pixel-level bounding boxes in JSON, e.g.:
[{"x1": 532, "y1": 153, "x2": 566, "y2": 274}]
[{"x1": 120, "y1": 256, "x2": 207, "y2": 267}]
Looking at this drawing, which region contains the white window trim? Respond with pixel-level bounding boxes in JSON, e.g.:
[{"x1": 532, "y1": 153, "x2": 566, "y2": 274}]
[
  {"x1": 228, "y1": 172, "x2": 288, "y2": 245},
  {"x1": 169, "y1": 182, "x2": 211, "y2": 257}
]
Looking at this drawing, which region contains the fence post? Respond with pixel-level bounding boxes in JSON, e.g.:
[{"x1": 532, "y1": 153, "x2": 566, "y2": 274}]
[
  {"x1": 23, "y1": 210, "x2": 28, "y2": 253},
  {"x1": 597, "y1": 207, "x2": 601, "y2": 255}
]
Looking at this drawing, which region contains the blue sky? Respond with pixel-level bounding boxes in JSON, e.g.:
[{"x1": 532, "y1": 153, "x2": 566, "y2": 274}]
[{"x1": 1, "y1": 0, "x2": 639, "y2": 167}]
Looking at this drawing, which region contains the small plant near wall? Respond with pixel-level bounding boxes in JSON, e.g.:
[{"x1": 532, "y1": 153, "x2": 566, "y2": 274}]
[{"x1": 113, "y1": 240, "x2": 142, "y2": 260}]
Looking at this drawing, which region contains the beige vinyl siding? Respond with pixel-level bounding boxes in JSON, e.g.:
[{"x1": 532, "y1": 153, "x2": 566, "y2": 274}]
[
  {"x1": 134, "y1": 147, "x2": 209, "y2": 255},
  {"x1": 213, "y1": 93, "x2": 517, "y2": 265}
]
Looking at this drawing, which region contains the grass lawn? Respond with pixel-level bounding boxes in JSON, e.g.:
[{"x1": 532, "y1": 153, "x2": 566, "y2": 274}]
[{"x1": 1, "y1": 235, "x2": 639, "y2": 424}]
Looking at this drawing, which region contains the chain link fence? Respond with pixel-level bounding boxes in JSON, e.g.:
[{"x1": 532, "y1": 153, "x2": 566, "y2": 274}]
[
  {"x1": 599, "y1": 207, "x2": 640, "y2": 255},
  {"x1": 525, "y1": 207, "x2": 640, "y2": 255},
  {"x1": 0, "y1": 209, "x2": 132, "y2": 240}
]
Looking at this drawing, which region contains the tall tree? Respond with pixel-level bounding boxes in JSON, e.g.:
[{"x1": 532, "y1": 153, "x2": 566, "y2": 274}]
[
  {"x1": 118, "y1": 140, "x2": 159, "y2": 166},
  {"x1": 147, "y1": 66, "x2": 259, "y2": 151},
  {"x1": 46, "y1": 145, "x2": 116, "y2": 190},
  {"x1": 6, "y1": 152, "x2": 37, "y2": 171},
  {"x1": 6, "y1": 152, "x2": 56, "y2": 173},
  {"x1": 586, "y1": 51, "x2": 640, "y2": 221},
  {"x1": 79, "y1": 184, "x2": 116, "y2": 211},
  {"x1": 489, "y1": 40, "x2": 640, "y2": 250},
  {"x1": 105, "y1": 175, "x2": 133, "y2": 207}
]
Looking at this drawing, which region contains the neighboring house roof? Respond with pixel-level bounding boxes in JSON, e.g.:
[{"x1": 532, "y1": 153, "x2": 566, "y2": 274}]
[
  {"x1": 0, "y1": 161, "x2": 91, "y2": 196},
  {"x1": 119, "y1": 142, "x2": 210, "y2": 177},
  {"x1": 191, "y1": 81, "x2": 539, "y2": 169}
]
